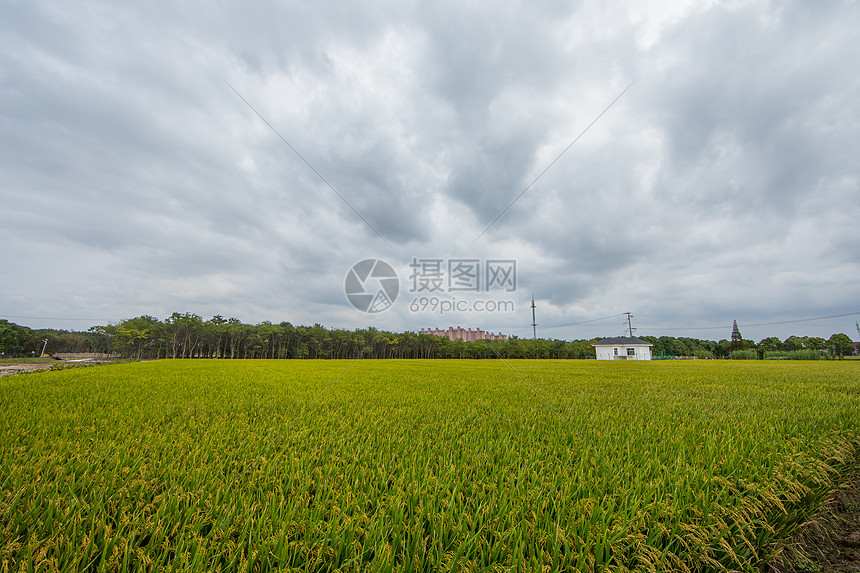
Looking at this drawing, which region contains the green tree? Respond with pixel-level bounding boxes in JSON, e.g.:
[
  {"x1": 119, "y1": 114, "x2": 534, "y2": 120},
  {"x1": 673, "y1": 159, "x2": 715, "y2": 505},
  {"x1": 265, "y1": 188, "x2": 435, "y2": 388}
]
[
  {"x1": 730, "y1": 320, "x2": 744, "y2": 351},
  {"x1": 0, "y1": 320, "x2": 32, "y2": 357},
  {"x1": 115, "y1": 316, "x2": 160, "y2": 359},
  {"x1": 783, "y1": 336, "x2": 804, "y2": 351},
  {"x1": 827, "y1": 333, "x2": 854, "y2": 357},
  {"x1": 758, "y1": 337, "x2": 782, "y2": 353}
]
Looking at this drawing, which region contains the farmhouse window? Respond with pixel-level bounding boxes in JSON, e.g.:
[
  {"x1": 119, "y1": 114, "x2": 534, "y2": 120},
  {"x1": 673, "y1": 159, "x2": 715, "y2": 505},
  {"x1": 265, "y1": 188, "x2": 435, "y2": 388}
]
[
  {"x1": 627, "y1": 348, "x2": 635, "y2": 356},
  {"x1": 613, "y1": 348, "x2": 618, "y2": 356}
]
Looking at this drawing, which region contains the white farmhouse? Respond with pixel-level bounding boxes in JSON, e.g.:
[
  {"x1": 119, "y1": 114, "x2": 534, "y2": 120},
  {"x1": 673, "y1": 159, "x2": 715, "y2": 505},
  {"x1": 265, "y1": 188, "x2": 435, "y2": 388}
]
[{"x1": 593, "y1": 337, "x2": 653, "y2": 361}]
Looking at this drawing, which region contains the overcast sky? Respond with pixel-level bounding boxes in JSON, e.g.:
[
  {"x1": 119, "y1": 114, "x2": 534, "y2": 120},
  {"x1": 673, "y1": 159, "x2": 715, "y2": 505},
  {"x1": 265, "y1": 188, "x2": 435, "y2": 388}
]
[{"x1": 2, "y1": 0, "x2": 858, "y2": 341}]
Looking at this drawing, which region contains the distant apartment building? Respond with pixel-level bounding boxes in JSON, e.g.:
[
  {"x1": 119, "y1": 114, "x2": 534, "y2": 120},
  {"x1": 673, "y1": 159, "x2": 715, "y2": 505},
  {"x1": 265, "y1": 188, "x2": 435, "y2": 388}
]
[{"x1": 420, "y1": 326, "x2": 509, "y2": 342}]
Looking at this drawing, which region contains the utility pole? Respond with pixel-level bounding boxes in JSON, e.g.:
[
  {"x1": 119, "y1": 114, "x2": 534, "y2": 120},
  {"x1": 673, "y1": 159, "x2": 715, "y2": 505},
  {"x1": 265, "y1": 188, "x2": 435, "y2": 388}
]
[
  {"x1": 531, "y1": 294, "x2": 537, "y2": 340},
  {"x1": 624, "y1": 312, "x2": 634, "y2": 338}
]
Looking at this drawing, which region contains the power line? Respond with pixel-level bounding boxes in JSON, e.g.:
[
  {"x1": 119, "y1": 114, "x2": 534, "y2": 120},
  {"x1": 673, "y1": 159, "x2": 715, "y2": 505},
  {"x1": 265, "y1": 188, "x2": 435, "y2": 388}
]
[
  {"x1": 222, "y1": 78, "x2": 393, "y2": 251},
  {"x1": 742, "y1": 312, "x2": 860, "y2": 327},
  {"x1": 541, "y1": 313, "x2": 628, "y2": 330},
  {"x1": 1, "y1": 314, "x2": 116, "y2": 322},
  {"x1": 640, "y1": 324, "x2": 739, "y2": 332},
  {"x1": 7, "y1": 311, "x2": 858, "y2": 334},
  {"x1": 517, "y1": 311, "x2": 860, "y2": 337},
  {"x1": 639, "y1": 312, "x2": 860, "y2": 332},
  {"x1": 464, "y1": 79, "x2": 638, "y2": 250}
]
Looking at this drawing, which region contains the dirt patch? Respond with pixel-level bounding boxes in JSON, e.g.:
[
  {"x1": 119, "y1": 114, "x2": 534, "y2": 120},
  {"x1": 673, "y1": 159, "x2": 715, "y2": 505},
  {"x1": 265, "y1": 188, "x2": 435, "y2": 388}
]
[
  {"x1": 0, "y1": 359, "x2": 119, "y2": 377},
  {"x1": 769, "y1": 473, "x2": 860, "y2": 572},
  {"x1": 0, "y1": 362, "x2": 56, "y2": 376}
]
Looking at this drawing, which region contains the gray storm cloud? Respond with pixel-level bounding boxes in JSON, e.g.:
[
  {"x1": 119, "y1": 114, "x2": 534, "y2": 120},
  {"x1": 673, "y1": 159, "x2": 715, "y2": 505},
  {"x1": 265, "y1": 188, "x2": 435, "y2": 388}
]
[{"x1": 1, "y1": 0, "x2": 858, "y2": 340}]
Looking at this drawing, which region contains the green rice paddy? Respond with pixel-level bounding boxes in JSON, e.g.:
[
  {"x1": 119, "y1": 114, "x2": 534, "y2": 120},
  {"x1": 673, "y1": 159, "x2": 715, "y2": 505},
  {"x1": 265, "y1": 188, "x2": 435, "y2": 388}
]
[{"x1": 1, "y1": 360, "x2": 858, "y2": 572}]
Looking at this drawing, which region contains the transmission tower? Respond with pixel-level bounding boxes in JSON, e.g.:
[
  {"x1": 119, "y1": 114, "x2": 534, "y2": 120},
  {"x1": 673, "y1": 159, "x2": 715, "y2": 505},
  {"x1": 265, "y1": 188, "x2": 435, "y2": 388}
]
[
  {"x1": 531, "y1": 294, "x2": 537, "y2": 340},
  {"x1": 624, "y1": 312, "x2": 635, "y2": 338}
]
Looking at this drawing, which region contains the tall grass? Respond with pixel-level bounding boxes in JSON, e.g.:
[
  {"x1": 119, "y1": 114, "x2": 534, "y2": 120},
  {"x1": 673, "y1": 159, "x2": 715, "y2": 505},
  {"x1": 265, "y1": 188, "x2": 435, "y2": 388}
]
[
  {"x1": 1, "y1": 360, "x2": 858, "y2": 571},
  {"x1": 729, "y1": 350, "x2": 758, "y2": 360},
  {"x1": 763, "y1": 350, "x2": 822, "y2": 360}
]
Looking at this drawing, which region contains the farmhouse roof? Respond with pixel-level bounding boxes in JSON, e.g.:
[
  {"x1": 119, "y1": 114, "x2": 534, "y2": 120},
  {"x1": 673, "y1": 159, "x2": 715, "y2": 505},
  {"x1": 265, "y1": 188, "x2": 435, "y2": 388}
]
[{"x1": 592, "y1": 336, "x2": 654, "y2": 347}]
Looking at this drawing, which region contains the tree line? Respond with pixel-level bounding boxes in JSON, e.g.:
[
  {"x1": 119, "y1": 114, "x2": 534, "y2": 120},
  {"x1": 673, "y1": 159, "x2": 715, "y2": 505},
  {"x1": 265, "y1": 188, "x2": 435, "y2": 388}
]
[
  {"x1": 641, "y1": 333, "x2": 856, "y2": 359},
  {"x1": 0, "y1": 316, "x2": 597, "y2": 360},
  {"x1": 1, "y1": 315, "x2": 856, "y2": 360}
]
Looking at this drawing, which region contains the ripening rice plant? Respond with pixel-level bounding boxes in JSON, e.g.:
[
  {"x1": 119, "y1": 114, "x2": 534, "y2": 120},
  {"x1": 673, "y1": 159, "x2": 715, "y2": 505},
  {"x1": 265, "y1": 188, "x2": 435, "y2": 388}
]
[{"x1": 0, "y1": 359, "x2": 858, "y2": 572}]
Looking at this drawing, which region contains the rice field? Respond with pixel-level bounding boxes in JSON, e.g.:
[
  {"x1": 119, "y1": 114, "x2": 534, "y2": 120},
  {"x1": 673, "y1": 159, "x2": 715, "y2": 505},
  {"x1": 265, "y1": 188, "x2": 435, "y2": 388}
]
[{"x1": 1, "y1": 359, "x2": 859, "y2": 572}]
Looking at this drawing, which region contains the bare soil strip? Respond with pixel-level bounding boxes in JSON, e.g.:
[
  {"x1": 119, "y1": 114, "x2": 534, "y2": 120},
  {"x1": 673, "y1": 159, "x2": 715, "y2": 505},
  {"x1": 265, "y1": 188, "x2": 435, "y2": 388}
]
[
  {"x1": 0, "y1": 359, "x2": 116, "y2": 376},
  {"x1": 0, "y1": 362, "x2": 55, "y2": 376},
  {"x1": 769, "y1": 473, "x2": 860, "y2": 572}
]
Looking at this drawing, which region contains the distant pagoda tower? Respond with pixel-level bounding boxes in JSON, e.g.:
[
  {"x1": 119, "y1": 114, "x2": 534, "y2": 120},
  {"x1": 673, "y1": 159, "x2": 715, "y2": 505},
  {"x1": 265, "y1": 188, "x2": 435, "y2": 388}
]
[{"x1": 730, "y1": 320, "x2": 743, "y2": 351}]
